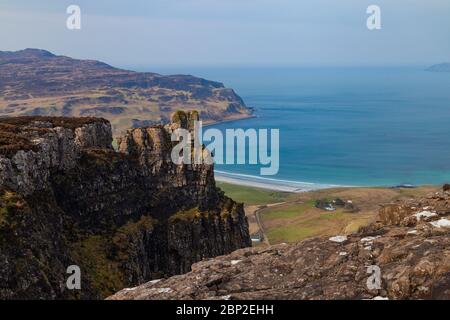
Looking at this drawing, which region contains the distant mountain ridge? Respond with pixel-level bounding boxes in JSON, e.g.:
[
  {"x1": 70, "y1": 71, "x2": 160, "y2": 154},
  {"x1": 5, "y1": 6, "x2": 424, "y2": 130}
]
[
  {"x1": 0, "y1": 49, "x2": 252, "y2": 134},
  {"x1": 426, "y1": 63, "x2": 450, "y2": 72}
]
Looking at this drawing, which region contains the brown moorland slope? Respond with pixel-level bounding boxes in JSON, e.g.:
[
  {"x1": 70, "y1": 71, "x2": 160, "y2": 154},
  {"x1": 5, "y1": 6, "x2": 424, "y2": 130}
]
[{"x1": 0, "y1": 49, "x2": 252, "y2": 134}]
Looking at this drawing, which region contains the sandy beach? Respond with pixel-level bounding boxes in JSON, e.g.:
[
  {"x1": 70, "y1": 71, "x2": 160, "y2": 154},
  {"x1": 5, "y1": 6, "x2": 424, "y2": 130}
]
[{"x1": 215, "y1": 170, "x2": 348, "y2": 192}]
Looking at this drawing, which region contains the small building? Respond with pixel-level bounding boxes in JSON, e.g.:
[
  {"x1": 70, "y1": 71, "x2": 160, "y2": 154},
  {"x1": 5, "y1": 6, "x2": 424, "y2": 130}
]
[{"x1": 251, "y1": 231, "x2": 264, "y2": 243}]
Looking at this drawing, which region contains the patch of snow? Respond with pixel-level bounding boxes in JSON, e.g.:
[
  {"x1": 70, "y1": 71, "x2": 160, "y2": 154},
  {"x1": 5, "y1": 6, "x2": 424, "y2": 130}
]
[
  {"x1": 372, "y1": 296, "x2": 389, "y2": 300},
  {"x1": 123, "y1": 287, "x2": 137, "y2": 291},
  {"x1": 149, "y1": 279, "x2": 161, "y2": 285},
  {"x1": 329, "y1": 235, "x2": 347, "y2": 243},
  {"x1": 339, "y1": 252, "x2": 348, "y2": 256},
  {"x1": 364, "y1": 246, "x2": 372, "y2": 251},
  {"x1": 157, "y1": 288, "x2": 173, "y2": 294},
  {"x1": 231, "y1": 260, "x2": 242, "y2": 265},
  {"x1": 430, "y1": 218, "x2": 450, "y2": 228},
  {"x1": 221, "y1": 295, "x2": 231, "y2": 300},
  {"x1": 414, "y1": 211, "x2": 437, "y2": 221},
  {"x1": 360, "y1": 236, "x2": 380, "y2": 243},
  {"x1": 407, "y1": 230, "x2": 418, "y2": 235}
]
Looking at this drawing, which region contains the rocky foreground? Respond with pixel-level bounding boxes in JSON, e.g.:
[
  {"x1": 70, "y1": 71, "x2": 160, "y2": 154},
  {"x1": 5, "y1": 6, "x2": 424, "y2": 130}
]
[{"x1": 109, "y1": 187, "x2": 450, "y2": 300}]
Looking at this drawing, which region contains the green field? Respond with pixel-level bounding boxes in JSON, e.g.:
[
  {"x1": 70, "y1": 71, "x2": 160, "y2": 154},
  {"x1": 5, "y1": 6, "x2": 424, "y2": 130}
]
[
  {"x1": 262, "y1": 200, "x2": 315, "y2": 220},
  {"x1": 263, "y1": 205, "x2": 372, "y2": 244},
  {"x1": 216, "y1": 180, "x2": 439, "y2": 245},
  {"x1": 216, "y1": 181, "x2": 292, "y2": 205}
]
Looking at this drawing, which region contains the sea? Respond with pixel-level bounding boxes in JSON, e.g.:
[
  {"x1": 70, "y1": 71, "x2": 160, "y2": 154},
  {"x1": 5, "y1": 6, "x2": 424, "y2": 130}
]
[{"x1": 147, "y1": 66, "x2": 450, "y2": 191}]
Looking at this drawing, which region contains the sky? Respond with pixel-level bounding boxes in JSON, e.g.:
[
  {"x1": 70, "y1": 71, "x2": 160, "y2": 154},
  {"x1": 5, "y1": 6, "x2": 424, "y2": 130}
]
[{"x1": 0, "y1": 0, "x2": 449, "y2": 68}]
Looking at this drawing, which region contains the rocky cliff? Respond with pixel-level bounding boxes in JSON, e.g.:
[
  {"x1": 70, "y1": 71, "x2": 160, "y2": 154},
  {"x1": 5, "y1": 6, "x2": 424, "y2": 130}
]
[
  {"x1": 110, "y1": 187, "x2": 450, "y2": 300},
  {"x1": 0, "y1": 114, "x2": 251, "y2": 299},
  {"x1": 0, "y1": 49, "x2": 253, "y2": 135}
]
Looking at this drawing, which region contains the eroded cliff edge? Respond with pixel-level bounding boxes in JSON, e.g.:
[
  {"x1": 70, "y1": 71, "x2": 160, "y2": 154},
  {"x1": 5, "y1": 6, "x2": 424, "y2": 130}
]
[{"x1": 0, "y1": 115, "x2": 251, "y2": 299}]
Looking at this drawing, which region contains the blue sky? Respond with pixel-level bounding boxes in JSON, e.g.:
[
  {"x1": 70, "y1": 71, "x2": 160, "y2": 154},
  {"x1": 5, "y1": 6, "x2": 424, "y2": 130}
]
[{"x1": 0, "y1": 0, "x2": 449, "y2": 68}]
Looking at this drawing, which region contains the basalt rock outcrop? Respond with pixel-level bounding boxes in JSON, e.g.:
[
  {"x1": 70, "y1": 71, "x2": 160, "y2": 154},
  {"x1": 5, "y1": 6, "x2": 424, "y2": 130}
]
[
  {"x1": 110, "y1": 188, "x2": 450, "y2": 300},
  {"x1": 0, "y1": 114, "x2": 251, "y2": 299}
]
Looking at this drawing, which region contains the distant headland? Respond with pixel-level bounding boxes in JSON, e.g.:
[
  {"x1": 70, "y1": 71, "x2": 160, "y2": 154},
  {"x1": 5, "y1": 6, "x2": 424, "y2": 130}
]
[{"x1": 426, "y1": 63, "x2": 450, "y2": 72}]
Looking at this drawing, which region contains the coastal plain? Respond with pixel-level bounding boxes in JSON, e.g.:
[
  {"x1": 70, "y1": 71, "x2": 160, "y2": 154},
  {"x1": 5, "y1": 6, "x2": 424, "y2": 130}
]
[{"x1": 217, "y1": 181, "x2": 439, "y2": 244}]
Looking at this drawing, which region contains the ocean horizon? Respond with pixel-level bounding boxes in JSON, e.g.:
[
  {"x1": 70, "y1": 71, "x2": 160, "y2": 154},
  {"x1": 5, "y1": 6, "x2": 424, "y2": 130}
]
[{"x1": 148, "y1": 66, "x2": 450, "y2": 189}]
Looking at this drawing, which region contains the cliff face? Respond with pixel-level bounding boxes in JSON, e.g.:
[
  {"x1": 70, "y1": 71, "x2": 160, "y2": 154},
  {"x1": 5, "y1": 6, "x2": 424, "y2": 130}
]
[
  {"x1": 0, "y1": 115, "x2": 250, "y2": 299},
  {"x1": 109, "y1": 188, "x2": 450, "y2": 300}
]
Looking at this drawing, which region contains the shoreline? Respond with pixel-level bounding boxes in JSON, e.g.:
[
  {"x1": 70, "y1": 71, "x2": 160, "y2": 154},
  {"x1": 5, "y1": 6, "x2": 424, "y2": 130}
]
[
  {"x1": 215, "y1": 171, "x2": 436, "y2": 193},
  {"x1": 215, "y1": 170, "x2": 350, "y2": 193},
  {"x1": 203, "y1": 113, "x2": 256, "y2": 127}
]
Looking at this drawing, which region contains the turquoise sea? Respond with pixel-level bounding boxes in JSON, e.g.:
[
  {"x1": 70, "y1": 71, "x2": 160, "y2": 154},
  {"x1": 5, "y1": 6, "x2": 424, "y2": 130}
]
[{"x1": 150, "y1": 66, "x2": 450, "y2": 188}]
